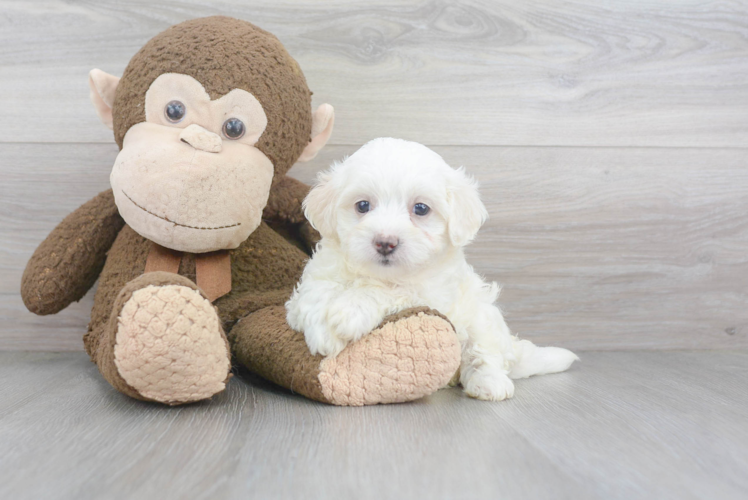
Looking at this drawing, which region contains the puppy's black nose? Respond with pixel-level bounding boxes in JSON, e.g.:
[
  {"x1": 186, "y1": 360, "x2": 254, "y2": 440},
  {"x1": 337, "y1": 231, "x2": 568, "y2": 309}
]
[{"x1": 374, "y1": 237, "x2": 399, "y2": 256}]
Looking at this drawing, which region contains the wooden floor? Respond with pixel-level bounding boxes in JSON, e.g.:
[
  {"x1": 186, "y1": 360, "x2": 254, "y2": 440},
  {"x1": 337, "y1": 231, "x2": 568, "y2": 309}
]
[{"x1": 0, "y1": 350, "x2": 746, "y2": 500}]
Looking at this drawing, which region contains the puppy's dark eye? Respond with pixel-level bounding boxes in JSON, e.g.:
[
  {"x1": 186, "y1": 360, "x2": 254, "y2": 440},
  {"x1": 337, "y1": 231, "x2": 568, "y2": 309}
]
[
  {"x1": 413, "y1": 203, "x2": 430, "y2": 216},
  {"x1": 165, "y1": 100, "x2": 186, "y2": 123},
  {"x1": 222, "y1": 118, "x2": 245, "y2": 139},
  {"x1": 356, "y1": 201, "x2": 370, "y2": 214}
]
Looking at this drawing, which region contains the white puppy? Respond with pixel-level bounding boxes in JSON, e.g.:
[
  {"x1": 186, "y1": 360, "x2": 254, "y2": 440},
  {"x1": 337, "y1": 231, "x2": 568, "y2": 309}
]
[{"x1": 286, "y1": 138, "x2": 578, "y2": 401}]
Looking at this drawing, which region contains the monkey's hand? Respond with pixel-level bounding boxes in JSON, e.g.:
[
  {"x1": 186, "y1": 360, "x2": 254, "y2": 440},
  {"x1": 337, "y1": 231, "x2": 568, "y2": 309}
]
[
  {"x1": 21, "y1": 189, "x2": 125, "y2": 315},
  {"x1": 263, "y1": 175, "x2": 320, "y2": 255}
]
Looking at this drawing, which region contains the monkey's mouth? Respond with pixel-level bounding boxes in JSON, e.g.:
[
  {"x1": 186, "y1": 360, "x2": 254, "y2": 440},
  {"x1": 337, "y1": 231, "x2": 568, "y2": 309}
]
[{"x1": 121, "y1": 190, "x2": 241, "y2": 230}]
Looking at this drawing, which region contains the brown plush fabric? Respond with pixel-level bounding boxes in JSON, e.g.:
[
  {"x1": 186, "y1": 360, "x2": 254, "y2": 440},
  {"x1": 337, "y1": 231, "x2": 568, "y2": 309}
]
[
  {"x1": 112, "y1": 16, "x2": 312, "y2": 182},
  {"x1": 80, "y1": 218, "x2": 309, "y2": 403},
  {"x1": 84, "y1": 225, "x2": 151, "y2": 358},
  {"x1": 21, "y1": 189, "x2": 124, "y2": 315},
  {"x1": 229, "y1": 306, "x2": 460, "y2": 406},
  {"x1": 94, "y1": 273, "x2": 156, "y2": 402},
  {"x1": 264, "y1": 219, "x2": 320, "y2": 255},
  {"x1": 28, "y1": 188, "x2": 460, "y2": 406},
  {"x1": 263, "y1": 175, "x2": 321, "y2": 253},
  {"x1": 229, "y1": 305, "x2": 329, "y2": 403},
  {"x1": 297, "y1": 220, "x2": 321, "y2": 252},
  {"x1": 263, "y1": 175, "x2": 312, "y2": 225},
  {"x1": 22, "y1": 17, "x2": 461, "y2": 407},
  {"x1": 85, "y1": 221, "x2": 308, "y2": 359},
  {"x1": 214, "y1": 222, "x2": 308, "y2": 330},
  {"x1": 379, "y1": 306, "x2": 454, "y2": 330}
]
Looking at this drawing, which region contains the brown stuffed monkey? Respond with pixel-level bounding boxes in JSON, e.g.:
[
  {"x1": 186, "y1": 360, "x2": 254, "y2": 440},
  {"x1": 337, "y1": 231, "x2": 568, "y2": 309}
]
[{"x1": 21, "y1": 16, "x2": 460, "y2": 406}]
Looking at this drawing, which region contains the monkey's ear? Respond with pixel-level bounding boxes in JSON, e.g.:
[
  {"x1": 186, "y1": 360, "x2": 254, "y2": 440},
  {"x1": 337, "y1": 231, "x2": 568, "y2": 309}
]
[
  {"x1": 297, "y1": 104, "x2": 335, "y2": 162},
  {"x1": 88, "y1": 69, "x2": 120, "y2": 130}
]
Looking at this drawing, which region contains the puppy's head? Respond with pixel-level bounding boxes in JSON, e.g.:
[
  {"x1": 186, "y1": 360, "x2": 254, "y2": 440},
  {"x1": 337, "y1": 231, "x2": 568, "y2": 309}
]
[{"x1": 304, "y1": 138, "x2": 488, "y2": 278}]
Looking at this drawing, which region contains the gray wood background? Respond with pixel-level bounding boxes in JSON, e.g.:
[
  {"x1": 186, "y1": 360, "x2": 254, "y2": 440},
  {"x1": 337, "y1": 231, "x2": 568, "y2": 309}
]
[{"x1": 1, "y1": 0, "x2": 747, "y2": 351}]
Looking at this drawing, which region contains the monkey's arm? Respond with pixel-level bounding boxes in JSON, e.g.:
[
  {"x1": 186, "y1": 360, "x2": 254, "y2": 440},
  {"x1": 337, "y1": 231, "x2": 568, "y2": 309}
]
[
  {"x1": 262, "y1": 175, "x2": 320, "y2": 255},
  {"x1": 21, "y1": 189, "x2": 125, "y2": 315}
]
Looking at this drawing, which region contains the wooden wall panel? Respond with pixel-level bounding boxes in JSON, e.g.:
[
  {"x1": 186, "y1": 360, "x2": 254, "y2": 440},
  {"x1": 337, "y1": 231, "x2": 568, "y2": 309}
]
[
  {"x1": 3, "y1": 144, "x2": 745, "y2": 350},
  {"x1": 0, "y1": 0, "x2": 746, "y2": 146},
  {"x1": 2, "y1": 1, "x2": 746, "y2": 350}
]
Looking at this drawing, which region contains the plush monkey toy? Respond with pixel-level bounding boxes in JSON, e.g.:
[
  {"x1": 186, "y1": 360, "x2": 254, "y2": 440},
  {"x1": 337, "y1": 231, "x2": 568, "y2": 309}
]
[{"x1": 21, "y1": 17, "x2": 460, "y2": 406}]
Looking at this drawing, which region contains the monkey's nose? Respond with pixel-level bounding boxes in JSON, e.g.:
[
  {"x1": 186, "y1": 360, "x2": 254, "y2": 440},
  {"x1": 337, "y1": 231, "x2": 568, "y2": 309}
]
[
  {"x1": 374, "y1": 236, "x2": 399, "y2": 256},
  {"x1": 179, "y1": 124, "x2": 222, "y2": 153}
]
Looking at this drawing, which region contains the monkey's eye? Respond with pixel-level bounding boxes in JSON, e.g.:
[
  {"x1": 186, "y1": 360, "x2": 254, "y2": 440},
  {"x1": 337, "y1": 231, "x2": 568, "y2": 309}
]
[
  {"x1": 164, "y1": 100, "x2": 186, "y2": 123},
  {"x1": 356, "y1": 201, "x2": 370, "y2": 214},
  {"x1": 413, "y1": 203, "x2": 430, "y2": 216},
  {"x1": 222, "y1": 118, "x2": 245, "y2": 140}
]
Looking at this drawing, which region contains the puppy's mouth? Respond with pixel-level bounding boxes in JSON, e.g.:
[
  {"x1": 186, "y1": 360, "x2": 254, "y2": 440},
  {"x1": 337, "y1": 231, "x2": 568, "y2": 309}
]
[{"x1": 377, "y1": 256, "x2": 398, "y2": 267}]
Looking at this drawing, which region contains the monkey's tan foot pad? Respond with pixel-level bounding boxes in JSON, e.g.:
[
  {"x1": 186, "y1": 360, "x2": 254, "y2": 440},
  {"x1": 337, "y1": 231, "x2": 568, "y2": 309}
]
[
  {"x1": 319, "y1": 308, "x2": 461, "y2": 406},
  {"x1": 112, "y1": 282, "x2": 231, "y2": 405}
]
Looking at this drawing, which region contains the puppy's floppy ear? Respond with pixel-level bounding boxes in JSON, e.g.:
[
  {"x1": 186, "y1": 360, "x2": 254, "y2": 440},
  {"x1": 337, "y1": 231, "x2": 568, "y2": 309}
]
[
  {"x1": 303, "y1": 168, "x2": 339, "y2": 239},
  {"x1": 447, "y1": 167, "x2": 488, "y2": 246}
]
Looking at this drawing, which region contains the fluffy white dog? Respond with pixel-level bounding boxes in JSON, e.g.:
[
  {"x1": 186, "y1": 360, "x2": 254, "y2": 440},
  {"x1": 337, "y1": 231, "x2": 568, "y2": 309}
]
[{"x1": 286, "y1": 138, "x2": 578, "y2": 401}]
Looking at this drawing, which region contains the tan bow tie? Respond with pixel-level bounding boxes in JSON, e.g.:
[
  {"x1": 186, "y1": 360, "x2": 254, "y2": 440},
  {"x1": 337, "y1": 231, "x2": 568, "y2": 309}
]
[{"x1": 144, "y1": 242, "x2": 232, "y2": 302}]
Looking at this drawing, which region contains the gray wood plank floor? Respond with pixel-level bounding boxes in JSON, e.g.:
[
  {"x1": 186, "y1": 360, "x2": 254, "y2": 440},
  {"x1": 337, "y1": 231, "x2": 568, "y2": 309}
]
[{"x1": 1, "y1": 351, "x2": 746, "y2": 500}]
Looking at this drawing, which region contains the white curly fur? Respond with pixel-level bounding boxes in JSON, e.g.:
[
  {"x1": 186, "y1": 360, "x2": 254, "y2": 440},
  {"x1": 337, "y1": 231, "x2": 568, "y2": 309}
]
[{"x1": 286, "y1": 138, "x2": 578, "y2": 401}]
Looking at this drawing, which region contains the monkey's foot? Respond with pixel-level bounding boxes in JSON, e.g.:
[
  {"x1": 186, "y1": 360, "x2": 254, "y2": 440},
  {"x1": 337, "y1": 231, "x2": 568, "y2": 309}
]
[
  {"x1": 97, "y1": 272, "x2": 231, "y2": 405},
  {"x1": 319, "y1": 308, "x2": 461, "y2": 405},
  {"x1": 230, "y1": 306, "x2": 461, "y2": 406}
]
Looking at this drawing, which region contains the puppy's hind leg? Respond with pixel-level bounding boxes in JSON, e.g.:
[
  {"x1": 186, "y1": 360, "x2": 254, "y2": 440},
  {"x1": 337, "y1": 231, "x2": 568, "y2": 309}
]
[
  {"x1": 508, "y1": 339, "x2": 579, "y2": 380},
  {"x1": 460, "y1": 342, "x2": 516, "y2": 401},
  {"x1": 458, "y1": 304, "x2": 516, "y2": 401}
]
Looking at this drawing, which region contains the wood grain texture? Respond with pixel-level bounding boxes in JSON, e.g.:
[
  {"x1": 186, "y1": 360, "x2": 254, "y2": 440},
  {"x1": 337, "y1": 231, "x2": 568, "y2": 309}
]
[
  {"x1": 0, "y1": 0, "x2": 747, "y2": 146},
  {"x1": 0, "y1": 351, "x2": 746, "y2": 499},
  {"x1": 2, "y1": 2, "x2": 747, "y2": 350},
  {"x1": 3, "y1": 3, "x2": 747, "y2": 497},
  {"x1": 3, "y1": 143, "x2": 746, "y2": 350}
]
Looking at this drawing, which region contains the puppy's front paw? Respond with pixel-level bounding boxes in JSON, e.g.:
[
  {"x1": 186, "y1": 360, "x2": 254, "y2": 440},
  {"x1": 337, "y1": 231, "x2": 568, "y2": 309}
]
[
  {"x1": 304, "y1": 323, "x2": 349, "y2": 357},
  {"x1": 295, "y1": 291, "x2": 386, "y2": 358},
  {"x1": 326, "y1": 297, "x2": 382, "y2": 346},
  {"x1": 463, "y1": 369, "x2": 515, "y2": 401}
]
